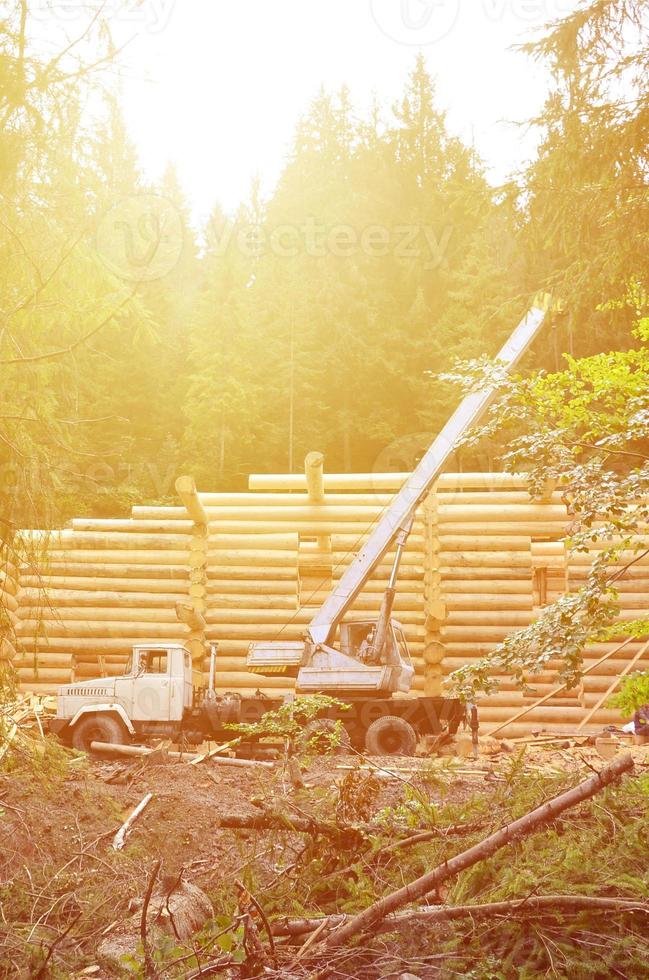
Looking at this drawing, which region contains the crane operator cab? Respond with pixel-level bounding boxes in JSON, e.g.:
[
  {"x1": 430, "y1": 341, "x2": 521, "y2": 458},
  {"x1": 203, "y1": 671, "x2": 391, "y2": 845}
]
[{"x1": 247, "y1": 617, "x2": 415, "y2": 696}]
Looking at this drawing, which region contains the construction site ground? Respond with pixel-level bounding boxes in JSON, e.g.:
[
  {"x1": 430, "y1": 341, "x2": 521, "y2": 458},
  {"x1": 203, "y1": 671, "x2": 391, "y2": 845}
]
[{"x1": 1, "y1": 734, "x2": 648, "y2": 978}]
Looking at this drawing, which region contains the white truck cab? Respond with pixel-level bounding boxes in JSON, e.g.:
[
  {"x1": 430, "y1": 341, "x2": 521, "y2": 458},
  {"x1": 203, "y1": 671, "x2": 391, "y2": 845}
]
[{"x1": 52, "y1": 643, "x2": 195, "y2": 751}]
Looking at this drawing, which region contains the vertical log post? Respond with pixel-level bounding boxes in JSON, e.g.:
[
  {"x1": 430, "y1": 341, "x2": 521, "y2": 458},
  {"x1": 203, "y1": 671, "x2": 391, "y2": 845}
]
[
  {"x1": 175, "y1": 476, "x2": 208, "y2": 670},
  {"x1": 305, "y1": 452, "x2": 331, "y2": 555},
  {"x1": 423, "y1": 485, "x2": 445, "y2": 696}
]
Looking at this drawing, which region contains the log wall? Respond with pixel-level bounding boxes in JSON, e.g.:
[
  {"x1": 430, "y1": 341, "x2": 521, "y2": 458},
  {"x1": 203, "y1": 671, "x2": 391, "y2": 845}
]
[{"x1": 8, "y1": 467, "x2": 648, "y2": 735}]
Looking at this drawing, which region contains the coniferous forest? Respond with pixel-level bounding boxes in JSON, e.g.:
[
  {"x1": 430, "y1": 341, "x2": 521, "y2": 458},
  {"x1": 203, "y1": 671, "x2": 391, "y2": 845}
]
[{"x1": 2, "y1": 1, "x2": 646, "y2": 529}]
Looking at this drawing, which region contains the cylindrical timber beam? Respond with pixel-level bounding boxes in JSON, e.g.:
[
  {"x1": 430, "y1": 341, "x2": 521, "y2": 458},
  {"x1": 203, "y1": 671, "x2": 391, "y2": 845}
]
[{"x1": 175, "y1": 475, "x2": 208, "y2": 526}]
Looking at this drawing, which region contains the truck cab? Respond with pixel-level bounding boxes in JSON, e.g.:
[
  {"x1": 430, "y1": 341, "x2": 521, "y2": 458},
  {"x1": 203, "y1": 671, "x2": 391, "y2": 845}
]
[{"x1": 52, "y1": 643, "x2": 194, "y2": 751}]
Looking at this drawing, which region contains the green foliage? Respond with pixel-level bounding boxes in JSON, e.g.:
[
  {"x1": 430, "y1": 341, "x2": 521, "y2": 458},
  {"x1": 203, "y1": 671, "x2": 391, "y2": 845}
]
[
  {"x1": 444, "y1": 302, "x2": 649, "y2": 700},
  {"x1": 608, "y1": 671, "x2": 649, "y2": 717},
  {"x1": 226, "y1": 694, "x2": 350, "y2": 752}
]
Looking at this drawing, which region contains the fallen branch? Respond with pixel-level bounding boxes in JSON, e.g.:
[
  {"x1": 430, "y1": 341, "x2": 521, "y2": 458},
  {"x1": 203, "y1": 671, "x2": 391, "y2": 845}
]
[
  {"x1": 141, "y1": 859, "x2": 161, "y2": 979},
  {"x1": 113, "y1": 792, "x2": 154, "y2": 851},
  {"x1": 375, "y1": 821, "x2": 486, "y2": 856},
  {"x1": 217, "y1": 809, "x2": 481, "y2": 845},
  {"x1": 316, "y1": 753, "x2": 634, "y2": 951},
  {"x1": 217, "y1": 809, "x2": 358, "y2": 842},
  {"x1": 273, "y1": 894, "x2": 649, "y2": 937}
]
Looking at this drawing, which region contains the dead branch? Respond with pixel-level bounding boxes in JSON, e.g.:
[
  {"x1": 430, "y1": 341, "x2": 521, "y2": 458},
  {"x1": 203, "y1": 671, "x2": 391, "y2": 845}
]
[
  {"x1": 315, "y1": 753, "x2": 634, "y2": 952},
  {"x1": 217, "y1": 808, "x2": 479, "y2": 845},
  {"x1": 273, "y1": 894, "x2": 649, "y2": 937},
  {"x1": 217, "y1": 809, "x2": 358, "y2": 843},
  {"x1": 141, "y1": 859, "x2": 161, "y2": 979},
  {"x1": 113, "y1": 792, "x2": 154, "y2": 851}
]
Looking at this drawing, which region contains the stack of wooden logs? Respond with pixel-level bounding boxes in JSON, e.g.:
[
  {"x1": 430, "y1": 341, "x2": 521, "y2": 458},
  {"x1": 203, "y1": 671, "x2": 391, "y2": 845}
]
[{"x1": 3, "y1": 462, "x2": 648, "y2": 734}]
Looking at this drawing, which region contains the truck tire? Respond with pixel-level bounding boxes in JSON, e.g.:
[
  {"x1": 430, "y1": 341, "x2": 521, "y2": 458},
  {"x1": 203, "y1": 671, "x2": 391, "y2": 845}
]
[
  {"x1": 365, "y1": 715, "x2": 417, "y2": 756},
  {"x1": 302, "y1": 718, "x2": 351, "y2": 755},
  {"x1": 71, "y1": 714, "x2": 128, "y2": 754}
]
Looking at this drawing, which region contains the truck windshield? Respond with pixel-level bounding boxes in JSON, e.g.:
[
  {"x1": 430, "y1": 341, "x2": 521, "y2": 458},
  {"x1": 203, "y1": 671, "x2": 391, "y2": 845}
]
[{"x1": 124, "y1": 654, "x2": 132, "y2": 675}]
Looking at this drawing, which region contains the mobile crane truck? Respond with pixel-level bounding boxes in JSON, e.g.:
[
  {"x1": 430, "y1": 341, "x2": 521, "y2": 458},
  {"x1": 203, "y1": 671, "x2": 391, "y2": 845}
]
[{"x1": 50, "y1": 306, "x2": 546, "y2": 755}]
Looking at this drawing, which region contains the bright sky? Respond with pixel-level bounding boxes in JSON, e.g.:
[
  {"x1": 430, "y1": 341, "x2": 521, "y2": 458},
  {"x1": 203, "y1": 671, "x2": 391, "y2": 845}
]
[{"x1": 35, "y1": 0, "x2": 584, "y2": 222}]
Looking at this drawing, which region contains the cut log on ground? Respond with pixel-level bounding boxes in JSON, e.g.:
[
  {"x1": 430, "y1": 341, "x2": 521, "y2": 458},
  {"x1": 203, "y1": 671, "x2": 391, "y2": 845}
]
[
  {"x1": 273, "y1": 894, "x2": 649, "y2": 937},
  {"x1": 315, "y1": 753, "x2": 634, "y2": 952}
]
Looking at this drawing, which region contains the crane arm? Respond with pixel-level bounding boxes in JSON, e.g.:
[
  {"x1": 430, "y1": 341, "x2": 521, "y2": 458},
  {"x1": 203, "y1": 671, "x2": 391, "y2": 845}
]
[{"x1": 307, "y1": 305, "x2": 547, "y2": 647}]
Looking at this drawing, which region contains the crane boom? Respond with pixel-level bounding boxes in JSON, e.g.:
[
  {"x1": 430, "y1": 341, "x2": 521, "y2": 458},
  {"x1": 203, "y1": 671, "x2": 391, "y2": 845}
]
[{"x1": 307, "y1": 305, "x2": 546, "y2": 647}]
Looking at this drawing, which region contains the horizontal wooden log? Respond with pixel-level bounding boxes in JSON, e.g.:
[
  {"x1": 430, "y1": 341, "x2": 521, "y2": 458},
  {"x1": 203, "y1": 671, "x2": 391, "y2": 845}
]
[
  {"x1": 440, "y1": 523, "x2": 566, "y2": 536},
  {"x1": 440, "y1": 626, "x2": 527, "y2": 642},
  {"x1": 42, "y1": 550, "x2": 190, "y2": 565},
  {"x1": 436, "y1": 491, "x2": 564, "y2": 505},
  {"x1": 208, "y1": 550, "x2": 299, "y2": 567},
  {"x1": 438, "y1": 504, "x2": 567, "y2": 522},
  {"x1": 438, "y1": 536, "x2": 531, "y2": 552},
  {"x1": 19, "y1": 577, "x2": 189, "y2": 595},
  {"x1": 131, "y1": 488, "x2": 422, "y2": 523},
  {"x1": 19, "y1": 589, "x2": 187, "y2": 608},
  {"x1": 206, "y1": 581, "x2": 297, "y2": 596},
  {"x1": 18, "y1": 607, "x2": 182, "y2": 624},
  {"x1": 446, "y1": 611, "x2": 532, "y2": 627},
  {"x1": 442, "y1": 580, "x2": 533, "y2": 594},
  {"x1": 206, "y1": 594, "x2": 299, "y2": 610},
  {"x1": 203, "y1": 608, "x2": 425, "y2": 627},
  {"x1": 475, "y1": 705, "x2": 621, "y2": 725},
  {"x1": 441, "y1": 552, "x2": 533, "y2": 568},
  {"x1": 47, "y1": 532, "x2": 191, "y2": 551},
  {"x1": 207, "y1": 533, "x2": 298, "y2": 550},
  {"x1": 16, "y1": 621, "x2": 187, "y2": 639},
  {"x1": 71, "y1": 519, "x2": 192, "y2": 533},
  {"x1": 330, "y1": 533, "x2": 424, "y2": 551},
  {"x1": 208, "y1": 567, "x2": 297, "y2": 582},
  {"x1": 247, "y1": 472, "x2": 531, "y2": 491},
  {"x1": 16, "y1": 667, "x2": 70, "y2": 682},
  {"x1": 445, "y1": 594, "x2": 533, "y2": 611},
  {"x1": 332, "y1": 563, "x2": 424, "y2": 580},
  {"x1": 20, "y1": 563, "x2": 189, "y2": 580},
  {"x1": 439, "y1": 566, "x2": 531, "y2": 581},
  {"x1": 204, "y1": 521, "x2": 412, "y2": 535}
]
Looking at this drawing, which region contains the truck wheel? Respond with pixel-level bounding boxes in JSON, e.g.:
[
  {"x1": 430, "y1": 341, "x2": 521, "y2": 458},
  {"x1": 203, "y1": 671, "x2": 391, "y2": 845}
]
[
  {"x1": 71, "y1": 715, "x2": 128, "y2": 754},
  {"x1": 365, "y1": 716, "x2": 417, "y2": 756},
  {"x1": 302, "y1": 719, "x2": 351, "y2": 755}
]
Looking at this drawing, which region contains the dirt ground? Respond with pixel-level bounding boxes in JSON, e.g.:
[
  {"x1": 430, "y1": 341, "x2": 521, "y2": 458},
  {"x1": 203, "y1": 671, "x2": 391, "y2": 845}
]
[{"x1": 1, "y1": 737, "x2": 647, "y2": 977}]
